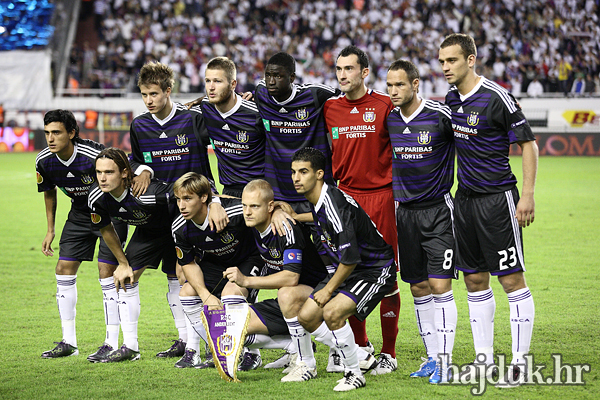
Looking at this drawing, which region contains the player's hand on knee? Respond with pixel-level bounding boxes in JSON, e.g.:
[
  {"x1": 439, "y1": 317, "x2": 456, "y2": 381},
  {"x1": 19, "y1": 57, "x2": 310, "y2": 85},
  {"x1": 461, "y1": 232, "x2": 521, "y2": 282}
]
[
  {"x1": 131, "y1": 171, "x2": 151, "y2": 197},
  {"x1": 313, "y1": 288, "x2": 332, "y2": 308},
  {"x1": 114, "y1": 264, "x2": 134, "y2": 292}
]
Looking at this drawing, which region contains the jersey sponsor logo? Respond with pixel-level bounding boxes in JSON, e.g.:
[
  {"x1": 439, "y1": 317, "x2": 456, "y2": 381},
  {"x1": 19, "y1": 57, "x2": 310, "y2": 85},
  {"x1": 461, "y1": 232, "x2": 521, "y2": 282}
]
[
  {"x1": 418, "y1": 131, "x2": 431, "y2": 145},
  {"x1": 363, "y1": 108, "x2": 376, "y2": 122},
  {"x1": 91, "y1": 213, "x2": 102, "y2": 224},
  {"x1": 132, "y1": 210, "x2": 147, "y2": 219},
  {"x1": 262, "y1": 119, "x2": 271, "y2": 131},
  {"x1": 269, "y1": 248, "x2": 281, "y2": 259},
  {"x1": 350, "y1": 107, "x2": 359, "y2": 114},
  {"x1": 36, "y1": 171, "x2": 43, "y2": 184},
  {"x1": 175, "y1": 246, "x2": 183, "y2": 259},
  {"x1": 81, "y1": 174, "x2": 94, "y2": 184},
  {"x1": 222, "y1": 124, "x2": 231, "y2": 130},
  {"x1": 295, "y1": 108, "x2": 309, "y2": 120},
  {"x1": 143, "y1": 152, "x2": 153, "y2": 163},
  {"x1": 67, "y1": 172, "x2": 75, "y2": 178},
  {"x1": 331, "y1": 127, "x2": 339, "y2": 139},
  {"x1": 220, "y1": 231, "x2": 235, "y2": 244},
  {"x1": 467, "y1": 113, "x2": 479, "y2": 127},
  {"x1": 175, "y1": 134, "x2": 189, "y2": 146},
  {"x1": 236, "y1": 131, "x2": 248, "y2": 143},
  {"x1": 159, "y1": 132, "x2": 168, "y2": 139}
]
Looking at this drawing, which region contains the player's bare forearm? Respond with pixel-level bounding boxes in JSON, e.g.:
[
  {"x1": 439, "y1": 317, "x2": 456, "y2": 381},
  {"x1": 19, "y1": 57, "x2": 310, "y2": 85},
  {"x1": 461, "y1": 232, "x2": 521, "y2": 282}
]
[
  {"x1": 182, "y1": 261, "x2": 219, "y2": 306},
  {"x1": 42, "y1": 189, "x2": 57, "y2": 256},
  {"x1": 516, "y1": 140, "x2": 539, "y2": 227},
  {"x1": 232, "y1": 269, "x2": 299, "y2": 290}
]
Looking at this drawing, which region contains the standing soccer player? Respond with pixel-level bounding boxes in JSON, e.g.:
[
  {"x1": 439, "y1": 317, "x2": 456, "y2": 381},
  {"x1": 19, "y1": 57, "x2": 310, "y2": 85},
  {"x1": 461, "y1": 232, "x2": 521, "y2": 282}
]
[
  {"x1": 129, "y1": 61, "x2": 227, "y2": 359},
  {"x1": 36, "y1": 110, "x2": 127, "y2": 360},
  {"x1": 386, "y1": 60, "x2": 458, "y2": 383},
  {"x1": 89, "y1": 148, "x2": 178, "y2": 362},
  {"x1": 200, "y1": 57, "x2": 265, "y2": 198},
  {"x1": 322, "y1": 45, "x2": 400, "y2": 375},
  {"x1": 292, "y1": 148, "x2": 396, "y2": 392},
  {"x1": 439, "y1": 33, "x2": 538, "y2": 386}
]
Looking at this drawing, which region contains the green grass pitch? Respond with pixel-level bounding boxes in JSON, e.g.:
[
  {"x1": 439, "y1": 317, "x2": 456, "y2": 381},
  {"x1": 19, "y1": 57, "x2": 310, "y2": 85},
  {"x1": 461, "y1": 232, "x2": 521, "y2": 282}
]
[{"x1": 0, "y1": 152, "x2": 598, "y2": 399}]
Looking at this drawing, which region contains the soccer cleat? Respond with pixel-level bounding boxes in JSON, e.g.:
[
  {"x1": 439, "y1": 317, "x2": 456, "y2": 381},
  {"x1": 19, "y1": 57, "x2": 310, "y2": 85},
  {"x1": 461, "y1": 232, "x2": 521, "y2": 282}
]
[
  {"x1": 238, "y1": 351, "x2": 262, "y2": 371},
  {"x1": 410, "y1": 357, "x2": 437, "y2": 377},
  {"x1": 496, "y1": 365, "x2": 526, "y2": 388},
  {"x1": 156, "y1": 338, "x2": 186, "y2": 358},
  {"x1": 41, "y1": 341, "x2": 79, "y2": 358},
  {"x1": 101, "y1": 344, "x2": 140, "y2": 362},
  {"x1": 198, "y1": 343, "x2": 215, "y2": 369},
  {"x1": 327, "y1": 348, "x2": 344, "y2": 373},
  {"x1": 87, "y1": 343, "x2": 114, "y2": 363},
  {"x1": 333, "y1": 371, "x2": 366, "y2": 392},
  {"x1": 359, "y1": 353, "x2": 378, "y2": 374},
  {"x1": 282, "y1": 353, "x2": 299, "y2": 374},
  {"x1": 265, "y1": 351, "x2": 294, "y2": 369},
  {"x1": 370, "y1": 353, "x2": 398, "y2": 375},
  {"x1": 174, "y1": 348, "x2": 203, "y2": 368},
  {"x1": 429, "y1": 362, "x2": 452, "y2": 384},
  {"x1": 280, "y1": 361, "x2": 317, "y2": 382},
  {"x1": 457, "y1": 361, "x2": 499, "y2": 381},
  {"x1": 360, "y1": 340, "x2": 375, "y2": 355}
]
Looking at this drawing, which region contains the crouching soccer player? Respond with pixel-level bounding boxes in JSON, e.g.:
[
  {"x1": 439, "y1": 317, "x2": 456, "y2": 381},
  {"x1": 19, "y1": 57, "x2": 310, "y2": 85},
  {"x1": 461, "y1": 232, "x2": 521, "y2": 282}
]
[
  {"x1": 221, "y1": 179, "x2": 328, "y2": 381},
  {"x1": 37, "y1": 110, "x2": 127, "y2": 360},
  {"x1": 292, "y1": 148, "x2": 397, "y2": 392},
  {"x1": 88, "y1": 147, "x2": 182, "y2": 362},
  {"x1": 172, "y1": 172, "x2": 265, "y2": 369}
]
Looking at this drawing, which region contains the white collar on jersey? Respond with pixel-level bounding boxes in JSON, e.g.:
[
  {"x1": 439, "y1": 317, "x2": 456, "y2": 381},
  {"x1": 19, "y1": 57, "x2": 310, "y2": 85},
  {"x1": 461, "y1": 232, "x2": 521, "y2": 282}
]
[
  {"x1": 314, "y1": 182, "x2": 329, "y2": 212},
  {"x1": 151, "y1": 100, "x2": 176, "y2": 126},
  {"x1": 459, "y1": 76, "x2": 486, "y2": 102},
  {"x1": 259, "y1": 224, "x2": 271, "y2": 238},
  {"x1": 216, "y1": 93, "x2": 242, "y2": 119},
  {"x1": 192, "y1": 203, "x2": 211, "y2": 231},
  {"x1": 56, "y1": 142, "x2": 78, "y2": 167},
  {"x1": 270, "y1": 84, "x2": 298, "y2": 106},
  {"x1": 399, "y1": 96, "x2": 425, "y2": 124},
  {"x1": 110, "y1": 187, "x2": 129, "y2": 202}
]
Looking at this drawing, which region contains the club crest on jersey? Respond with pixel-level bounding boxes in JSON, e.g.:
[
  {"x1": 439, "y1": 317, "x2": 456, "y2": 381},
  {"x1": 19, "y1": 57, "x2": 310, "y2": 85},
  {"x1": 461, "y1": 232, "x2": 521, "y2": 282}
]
[
  {"x1": 363, "y1": 109, "x2": 376, "y2": 122},
  {"x1": 218, "y1": 334, "x2": 235, "y2": 356},
  {"x1": 418, "y1": 131, "x2": 431, "y2": 145},
  {"x1": 175, "y1": 246, "x2": 184, "y2": 259},
  {"x1": 236, "y1": 131, "x2": 249, "y2": 143},
  {"x1": 269, "y1": 248, "x2": 281, "y2": 259},
  {"x1": 81, "y1": 175, "x2": 94, "y2": 184},
  {"x1": 133, "y1": 210, "x2": 147, "y2": 219},
  {"x1": 295, "y1": 108, "x2": 309, "y2": 120},
  {"x1": 467, "y1": 113, "x2": 479, "y2": 127},
  {"x1": 91, "y1": 213, "x2": 102, "y2": 224},
  {"x1": 36, "y1": 172, "x2": 43, "y2": 184},
  {"x1": 220, "y1": 231, "x2": 235, "y2": 244},
  {"x1": 175, "y1": 134, "x2": 188, "y2": 146}
]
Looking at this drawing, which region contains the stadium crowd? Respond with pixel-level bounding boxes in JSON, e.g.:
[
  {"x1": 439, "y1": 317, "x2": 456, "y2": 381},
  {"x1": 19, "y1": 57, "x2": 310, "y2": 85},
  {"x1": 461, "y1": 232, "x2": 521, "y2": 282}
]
[{"x1": 68, "y1": 0, "x2": 599, "y2": 97}]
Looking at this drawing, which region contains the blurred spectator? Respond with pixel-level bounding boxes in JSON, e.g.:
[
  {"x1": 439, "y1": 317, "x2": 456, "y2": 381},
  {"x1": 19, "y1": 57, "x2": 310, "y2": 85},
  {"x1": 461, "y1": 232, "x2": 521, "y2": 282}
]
[
  {"x1": 527, "y1": 76, "x2": 544, "y2": 98},
  {"x1": 570, "y1": 73, "x2": 586, "y2": 97}
]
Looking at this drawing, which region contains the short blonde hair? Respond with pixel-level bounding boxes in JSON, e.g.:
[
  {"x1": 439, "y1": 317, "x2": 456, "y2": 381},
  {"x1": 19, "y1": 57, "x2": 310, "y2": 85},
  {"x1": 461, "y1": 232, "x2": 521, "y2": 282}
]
[
  {"x1": 243, "y1": 179, "x2": 274, "y2": 203},
  {"x1": 174, "y1": 172, "x2": 212, "y2": 204}
]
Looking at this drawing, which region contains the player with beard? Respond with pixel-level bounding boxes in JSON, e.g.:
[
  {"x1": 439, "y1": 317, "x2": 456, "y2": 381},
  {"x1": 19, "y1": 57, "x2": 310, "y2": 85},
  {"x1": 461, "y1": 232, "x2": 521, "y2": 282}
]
[
  {"x1": 199, "y1": 57, "x2": 265, "y2": 198},
  {"x1": 386, "y1": 60, "x2": 458, "y2": 383}
]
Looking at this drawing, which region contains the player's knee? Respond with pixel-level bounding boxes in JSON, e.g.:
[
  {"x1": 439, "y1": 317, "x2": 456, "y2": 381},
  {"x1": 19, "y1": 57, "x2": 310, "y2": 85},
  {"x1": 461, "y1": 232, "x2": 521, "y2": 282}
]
[
  {"x1": 179, "y1": 282, "x2": 196, "y2": 297},
  {"x1": 410, "y1": 280, "x2": 431, "y2": 297},
  {"x1": 56, "y1": 260, "x2": 79, "y2": 275}
]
